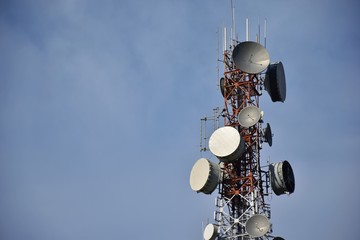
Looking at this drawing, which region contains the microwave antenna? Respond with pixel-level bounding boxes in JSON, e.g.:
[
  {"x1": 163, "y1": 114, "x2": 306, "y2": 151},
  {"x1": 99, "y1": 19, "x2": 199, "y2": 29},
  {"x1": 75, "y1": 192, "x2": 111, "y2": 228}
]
[{"x1": 189, "y1": 3, "x2": 296, "y2": 240}]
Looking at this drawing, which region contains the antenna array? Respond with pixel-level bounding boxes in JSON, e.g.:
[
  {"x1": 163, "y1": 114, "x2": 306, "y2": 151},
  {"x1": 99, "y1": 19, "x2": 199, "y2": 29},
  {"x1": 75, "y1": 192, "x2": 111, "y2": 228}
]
[{"x1": 189, "y1": 7, "x2": 295, "y2": 240}]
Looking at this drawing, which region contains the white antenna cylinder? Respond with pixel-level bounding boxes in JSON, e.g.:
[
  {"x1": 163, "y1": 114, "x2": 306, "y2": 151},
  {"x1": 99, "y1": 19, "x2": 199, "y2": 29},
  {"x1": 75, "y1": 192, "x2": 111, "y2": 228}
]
[
  {"x1": 232, "y1": 2, "x2": 236, "y2": 43},
  {"x1": 223, "y1": 27, "x2": 227, "y2": 52},
  {"x1": 246, "y1": 18, "x2": 249, "y2": 41},
  {"x1": 258, "y1": 19, "x2": 261, "y2": 44}
]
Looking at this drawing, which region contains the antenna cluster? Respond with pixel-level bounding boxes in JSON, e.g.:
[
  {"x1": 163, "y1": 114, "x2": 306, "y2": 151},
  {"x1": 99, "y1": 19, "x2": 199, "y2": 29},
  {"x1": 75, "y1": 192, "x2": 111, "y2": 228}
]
[{"x1": 189, "y1": 5, "x2": 296, "y2": 240}]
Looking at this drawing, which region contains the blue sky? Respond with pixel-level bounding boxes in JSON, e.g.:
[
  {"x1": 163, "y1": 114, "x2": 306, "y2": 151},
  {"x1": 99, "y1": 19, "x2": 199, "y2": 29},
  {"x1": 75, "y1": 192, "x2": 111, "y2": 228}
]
[{"x1": 0, "y1": 0, "x2": 359, "y2": 239}]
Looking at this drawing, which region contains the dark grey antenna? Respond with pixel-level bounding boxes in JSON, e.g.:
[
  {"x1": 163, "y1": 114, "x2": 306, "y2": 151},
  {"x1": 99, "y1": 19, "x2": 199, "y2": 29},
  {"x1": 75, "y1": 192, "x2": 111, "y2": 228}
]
[
  {"x1": 264, "y1": 61, "x2": 287, "y2": 102},
  {"x1": 264, "y1": 18, "x2": 267, "y2": 48}
]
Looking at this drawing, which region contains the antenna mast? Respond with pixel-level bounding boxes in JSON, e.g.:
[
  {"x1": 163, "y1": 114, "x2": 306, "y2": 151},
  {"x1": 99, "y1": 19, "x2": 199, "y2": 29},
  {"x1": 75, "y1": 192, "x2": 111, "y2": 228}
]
[
  {"x1": 231, "y1": 0, "x2": 236, "y2": 46},
  {"x1": 189, "y1": 3, "x2": 296, "y2": 240},
  {"x1": 264, "y1": 18, "x2": 267, "y2": 48}
]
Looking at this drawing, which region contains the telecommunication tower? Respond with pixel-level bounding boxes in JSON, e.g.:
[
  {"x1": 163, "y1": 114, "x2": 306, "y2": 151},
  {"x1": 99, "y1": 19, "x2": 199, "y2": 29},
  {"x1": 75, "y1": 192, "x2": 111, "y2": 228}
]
[{"x1": 189, "y1": 4, "x2": 296, "y2": 240}]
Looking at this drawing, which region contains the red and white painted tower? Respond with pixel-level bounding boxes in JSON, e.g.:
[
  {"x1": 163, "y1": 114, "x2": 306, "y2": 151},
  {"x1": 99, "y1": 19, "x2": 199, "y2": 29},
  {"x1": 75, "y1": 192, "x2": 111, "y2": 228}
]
[{"x1": 190, "y1": 5, "x2": 295, "y2": 240}]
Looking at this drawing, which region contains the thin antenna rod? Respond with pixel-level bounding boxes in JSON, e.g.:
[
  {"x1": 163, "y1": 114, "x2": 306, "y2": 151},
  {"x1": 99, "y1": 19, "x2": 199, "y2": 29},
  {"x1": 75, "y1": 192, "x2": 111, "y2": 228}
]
[
  {"x1": 232, "y1": 0, "x2": 236, "y2": 43},
  {"x1": 264, "y1": 18, "x2": 267, "y2": 48},
  {"x1": 258, "y1": 18, "x2": 261, "y2": 44},
  {"x1": 246, "y1": 18, "x2": 249, "y2": 41},
  {"x1": 216, "y1": 29, "x2": 219, "y2": 84},
  {"x1": 223, "y1": 27, "x2": 227, "y2": 52},
  {"x1": 200, "y1": 118, "x2": 203, "y2": 151}
]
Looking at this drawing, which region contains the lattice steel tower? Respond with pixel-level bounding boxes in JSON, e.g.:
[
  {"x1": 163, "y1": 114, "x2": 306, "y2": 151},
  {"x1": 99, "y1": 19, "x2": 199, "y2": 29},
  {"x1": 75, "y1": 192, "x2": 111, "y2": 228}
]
[{"x1": 189, "y1": 6, "x2": 296, "y2": 240}]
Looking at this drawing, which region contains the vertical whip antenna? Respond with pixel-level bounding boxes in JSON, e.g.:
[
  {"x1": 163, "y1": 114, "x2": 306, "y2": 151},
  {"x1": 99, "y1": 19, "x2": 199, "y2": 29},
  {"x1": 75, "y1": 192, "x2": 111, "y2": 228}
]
[
  {"x1": 264, "y1": 18, "x2": 267, "y2": 48},
  {"x1": 216, "y1": 29, "x2": 220, "y2": 84},
  {"x1": 258, "y1": 18, "x2": 261, "y2": 44},
  {"x1": 232, "y1": 0, "x2": 236, "y2": 44},
  {"x1": 246, "y1": 18, "x2": 250, "y2": 41},
  {"x1": 223, "y1": 27, "x2": 227, "y2": 52}
]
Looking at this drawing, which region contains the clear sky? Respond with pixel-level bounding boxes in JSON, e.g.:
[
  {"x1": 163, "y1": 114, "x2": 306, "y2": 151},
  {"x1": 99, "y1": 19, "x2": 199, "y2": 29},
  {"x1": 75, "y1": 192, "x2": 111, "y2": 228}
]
[{"x1": 0, "y1": 0, "x2": 359, "y2": 239}]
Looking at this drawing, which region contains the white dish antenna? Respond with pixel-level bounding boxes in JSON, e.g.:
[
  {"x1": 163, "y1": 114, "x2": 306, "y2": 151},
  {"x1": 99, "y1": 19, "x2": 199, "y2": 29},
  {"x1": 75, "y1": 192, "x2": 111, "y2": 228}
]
[
  {"x1": 203, "y1": 223, "x2": 218, "y2": 240},
  {"x1": 189, "y1": 158, "x2": 220, "y2": 194},
  {"x1": 209, "y1": 126, "x2": 245, "y2": 162}
]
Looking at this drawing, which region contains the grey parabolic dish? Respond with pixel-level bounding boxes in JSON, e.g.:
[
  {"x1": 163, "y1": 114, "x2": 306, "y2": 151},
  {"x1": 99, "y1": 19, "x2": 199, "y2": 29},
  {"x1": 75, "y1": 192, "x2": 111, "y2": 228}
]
[
  {"x1": 232, "y1": 41, "x2": 270, "y2": 74},
  {"x1": 245, "y1": 214, "x2": 270, "y2": 237},
  {"x1": 238, "y1": 106, "x2": 261, "y2": 128}
]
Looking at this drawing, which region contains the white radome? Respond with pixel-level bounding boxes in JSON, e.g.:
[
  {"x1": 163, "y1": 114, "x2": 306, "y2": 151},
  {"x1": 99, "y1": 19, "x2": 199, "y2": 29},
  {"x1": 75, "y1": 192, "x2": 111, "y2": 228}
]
[
  {"x1": 189, "y1": 158, "x2": 220, "y2": 194},
  {"x1": 209, "y1": 126, "x2": 245, "y2": 162}
]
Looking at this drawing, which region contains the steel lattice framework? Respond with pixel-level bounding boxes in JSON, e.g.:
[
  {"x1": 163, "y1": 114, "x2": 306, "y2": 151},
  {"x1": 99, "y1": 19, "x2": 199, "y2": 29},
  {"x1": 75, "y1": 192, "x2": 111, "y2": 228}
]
[
  {"x1": 214, "y1": 48, "x2": 272, "y2": 240},
  {"x1": 190, "y1": 12, "x2": 295, "y2": 240}
]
